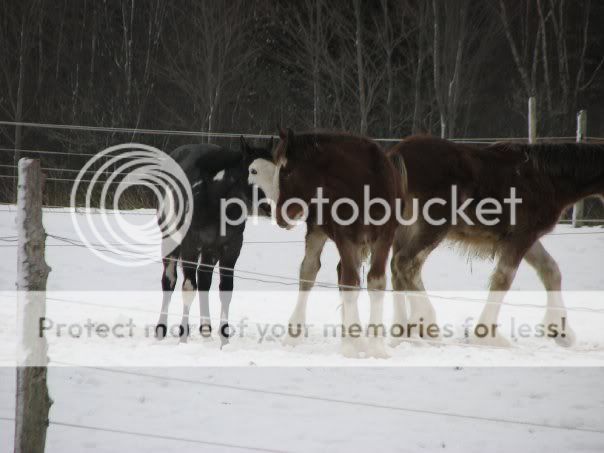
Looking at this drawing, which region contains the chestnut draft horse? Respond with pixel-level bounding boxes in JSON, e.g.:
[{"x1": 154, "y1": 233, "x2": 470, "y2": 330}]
[
  {"x1": 388, "y1": 135, "x2": 604, "y2": 347},
  {"x1": 272, "y1": 129, "x2": 406, "y2": 358}
]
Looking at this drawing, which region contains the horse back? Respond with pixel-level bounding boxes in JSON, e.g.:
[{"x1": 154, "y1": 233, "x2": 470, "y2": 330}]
[
  {"x1": 389, "y1": 136, "x2": 529, "y2": 197},
  {"x1": 170, "y1": 143, "x2": 242, "y2": 183}
]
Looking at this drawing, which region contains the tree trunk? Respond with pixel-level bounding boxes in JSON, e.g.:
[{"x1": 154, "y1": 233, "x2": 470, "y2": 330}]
[
  {"x1": 353, "y1": 0, "x2": 367, "y2": 135},
  {"x1": 14, "y1": 19, "x2": 27, "y2": 191},
  {"x1": 14, "y1": 159, "x2": 52, "y2": 453},
  {"x1": 432, "y1": 0, "x2": 446, "y2": 138},
  {"x1": 312, "y1": 0, "x2": 322, "y2": 129}
]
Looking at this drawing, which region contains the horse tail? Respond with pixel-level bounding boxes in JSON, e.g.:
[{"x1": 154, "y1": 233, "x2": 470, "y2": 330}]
[{"x1": 390, "y1": 152, "x2": 408, "y2": 196}]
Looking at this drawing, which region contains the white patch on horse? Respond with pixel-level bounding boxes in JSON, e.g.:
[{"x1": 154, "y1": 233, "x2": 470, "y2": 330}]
[
  {"x1": 248, "y1": 158, "x2": 278, "y2": 201},
  {"x1": 183, "y1": 279, "x2": 195, "y2": 292},
  {"x1": 166, "y1": 261, "x2": 176, "y2": 286},
  {"x1": 213, "y1": 170, "x2": 225, "y2": 181}
]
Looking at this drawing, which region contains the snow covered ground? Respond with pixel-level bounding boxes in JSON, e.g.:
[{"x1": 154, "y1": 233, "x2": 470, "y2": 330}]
[{"x1": 1, "y1": 206, "x2": 604, "y2": 451}]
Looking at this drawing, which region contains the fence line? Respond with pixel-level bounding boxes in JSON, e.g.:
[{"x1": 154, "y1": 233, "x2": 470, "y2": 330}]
[
  {"x1": 1, "y1": 204, "x2": 604, "y2": 225},
  {"x1": 38, "y1": 365, "x2": 604, "y2": 435},
  {"x1": 0, "y1": 146, "x2": 115, "y2": 158},
  {"x1": 4, "y1": 232, "x2": 603, "y2": 314},
  {"x1": 0, "y1": 173, "x2": 164, "y2": 187},
  {"x1": 0, "y1": 232, "x2": 595, "y2": 314},
  {"x1": 0, "y1": 416, "x2": 287, "y2": 453},
  {"x1": 0, "y1": 163, "x2": 142, "y2": 177},
  {"x1": 0, "y1": 289, "x2": 599, "y2": 358},
  {"x1": 0, "y1": 119, "x2": 585, "y2": 143},
  {"x1": 0, "y1": 292, "x2": 569, "y2": 356}
]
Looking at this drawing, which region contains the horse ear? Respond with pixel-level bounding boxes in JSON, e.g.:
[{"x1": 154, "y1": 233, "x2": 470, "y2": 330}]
[
  {"x1": 284, "y1": 129, "x2": 296, "y2": 160},
  {"x1": 240, "y1": 135, "x2": 250, "y2": 158},
  {"x1": 278, "y1": 126, "x2": 287, "y2": 140}
]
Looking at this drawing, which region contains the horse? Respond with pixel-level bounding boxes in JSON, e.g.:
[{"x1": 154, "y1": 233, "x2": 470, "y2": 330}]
[
  {"x1": 271, "y1": 128, "x2": 406, "y2": 358},
  {"x1": 156, "y1": 137, "x2": 273, "y2": 346},
  {"x1": 248, "y1": 153, "x2": 333, "y2": 346},
  {"x1": 387, "y1": 135, "x2": 604, "y2": 347},
  {"x1": 248, "y1": 141, "x2": 393, "y2": 347}
]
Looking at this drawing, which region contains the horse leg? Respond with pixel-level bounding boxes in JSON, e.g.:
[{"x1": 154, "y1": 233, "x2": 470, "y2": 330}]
[
  {"x1": 197, "y1": 250, "x2": 218, "y2": 340},
  {"x1": 335, "y1": 239, "x2": 364, "y2": 358},
  {"x1": 156, "y1": 248, "x2": 179, "y2": 339},
  {"x1": 472, "y1": 241, "x2": 532, "y2": 347},
  {"x1": 179, "y1": 247, "x2": 198, "y2": 343},
  {"x1": 366, "y1": 238, "x2": 391, "y2": 359},
  {"x1": 217, "y1": 239, "x2": 243, "y2": 348},
  {"x1": 524, "y1": 240, "x2": 575, "y2": 347},
  {"x1": 390, "y1": 225, "x2": 443, "y2": 346},
  {"x1": 284, "y1": 225, "x2": 327, "y2": 345}
]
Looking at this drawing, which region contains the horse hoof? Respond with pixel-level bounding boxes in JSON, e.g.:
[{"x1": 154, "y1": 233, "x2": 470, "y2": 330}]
[
  {"x1": 340, "y1": 337, "x2": 367, "y2": 358},
  {"x1": 390, "y1": 336, "x2": 434, "y2": 348},
  {"x1": 367, "y1": 338, "x2": 390, "y2": 359},
  {"x1": 554, "y1": 328, "x2": 576, "y2": 348},
  {"x1": 389, "y1": 337, "x2": 404, "y2": 348},
  {"x1": 199, "y1": 324, "x2": 212, "y2": 339},
  {"x1": 282, "y1": 335, "x2": 304, "y2": 347},
  {"x1": 543, "y1": 318, "x2": 576, "y2": 348},
  {"x1": 155, "y1": 324, "x2": 167, "y2": 340},
  {"x1": 341, "y1": 342, "x2": 361, "y2": 358},
  {"x1": 468, "y1": 334, "x2": 511, "y2": 348}
]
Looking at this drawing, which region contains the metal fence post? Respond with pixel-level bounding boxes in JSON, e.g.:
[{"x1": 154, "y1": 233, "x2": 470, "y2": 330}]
[
  {"x1": 528, "y1": 97, "x2": 537, "y2": 144},
  {"x1": 572, "y1": 110, "x2": 587, "y2": 228}
]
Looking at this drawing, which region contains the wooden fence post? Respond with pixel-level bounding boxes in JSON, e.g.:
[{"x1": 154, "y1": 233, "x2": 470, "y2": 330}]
[
  {"x1": 528, "y1": 96, "x2": 537, "y2": 144},
  {"x1": 14, "y1": 158, "x2": 52, "y2": 453},
  {"x1": 572, "y1": 110, "x2": 587, "y2": 228}
]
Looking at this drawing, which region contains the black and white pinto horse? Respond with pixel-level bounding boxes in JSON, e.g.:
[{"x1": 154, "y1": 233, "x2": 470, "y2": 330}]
[{"x1": 156, "y1": 137, "x2": 273, "y2": 346}]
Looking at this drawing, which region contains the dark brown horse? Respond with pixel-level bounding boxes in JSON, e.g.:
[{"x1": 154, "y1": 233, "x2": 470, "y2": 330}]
[
  {"x1": 273, "y1": 129, "x2": 406, "y2": 358},
  {"x1": 387, "y1": 135, "x2": 604, "y2": 347}
]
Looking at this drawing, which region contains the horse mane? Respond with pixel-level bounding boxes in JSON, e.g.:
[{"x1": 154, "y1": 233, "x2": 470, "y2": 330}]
[
  {"x1": 491, "y1": 142, "x2": 604, "y2": 181},
  {"x1": 275, "y1": 130, "x2": 375, "y2": 161}
]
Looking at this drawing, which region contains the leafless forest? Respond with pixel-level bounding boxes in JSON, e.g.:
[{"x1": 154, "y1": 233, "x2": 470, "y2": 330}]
[{"x1": 1, "y1": 0, "x2": 603, "y2": 200}]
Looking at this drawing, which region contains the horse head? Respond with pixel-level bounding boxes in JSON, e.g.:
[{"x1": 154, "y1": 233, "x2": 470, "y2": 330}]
[
  {"x1": 273, "y1": 128, "x2": 326, "y2": 229},
  {"x1": 240, "y1": 135, "x2": 274, "y2": 216}
]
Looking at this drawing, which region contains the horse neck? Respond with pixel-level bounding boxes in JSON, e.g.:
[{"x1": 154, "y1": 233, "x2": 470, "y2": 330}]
[
  {"x1": 552, "y1": 172, "x2": 604, "y2": 207},
  {"x1": 527, "y1": 143, "x2": 604, "y2": 206}
]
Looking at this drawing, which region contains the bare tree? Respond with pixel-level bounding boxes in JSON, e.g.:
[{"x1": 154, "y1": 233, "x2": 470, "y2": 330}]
[
  {"x1": 275, "y1": 0, "x2": 331, "y2": 129},
  {"x1": 0, "y1": 0, "x2": 44, "y2": 168},
  {"x1": 323, "y1": 1, "x2": 383, "y2": 135},
  {"x1": 374, "y1": 0, "x2": 413, "y2": 135},
  {"x1": 432, "y1": 0, "x2": 498, "y2": 138},
  {"x1": 409, "y1": 1, "x2": 431, "y2": 134},
  {"x1": 497, "y1": 0, "x2": 603, "y2": 134},
  {"x1": 161, "y1": 1, "x2": 257, "y2": 140}
]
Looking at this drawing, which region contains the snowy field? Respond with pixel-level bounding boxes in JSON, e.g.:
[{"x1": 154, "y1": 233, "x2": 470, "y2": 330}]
[{"x1": 1, "y1": 206, "x2": 604, "y2": 451}]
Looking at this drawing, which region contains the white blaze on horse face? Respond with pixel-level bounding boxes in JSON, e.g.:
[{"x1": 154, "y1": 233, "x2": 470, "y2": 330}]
[
  {"x1": 213, "y1": 170, "x2": 225, "y2": 181},
  {"x1": 248, "y1": 158, "x2": 278, "y2": 202}
]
